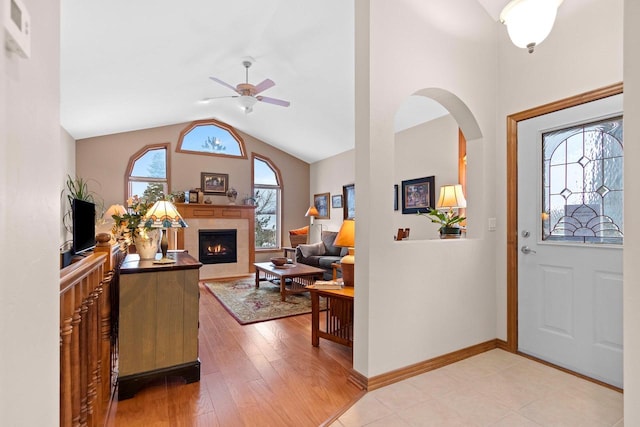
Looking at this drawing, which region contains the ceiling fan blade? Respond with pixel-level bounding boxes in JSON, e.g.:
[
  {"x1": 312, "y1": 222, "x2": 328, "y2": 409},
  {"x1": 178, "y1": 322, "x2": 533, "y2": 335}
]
[
  {"x1": 201, "y1": 95, "x2": 239, "y2": 102},
  {"x1": 209, "y1": 77, "x2": 240, "y2": 94},
  {"x1": 253, "y1": 79, "x2": 275, "y2": 94},
  {"x1": 257, "y1": 95, "x2": 290, "y2": 107}
]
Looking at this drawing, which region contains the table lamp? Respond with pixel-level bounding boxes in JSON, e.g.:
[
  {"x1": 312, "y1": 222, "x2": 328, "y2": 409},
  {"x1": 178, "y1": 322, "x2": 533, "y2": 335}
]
[
  {"x1": 436, "y1": 184, "x2": 467, "y2": 217},
  {"x1": 143, "y1": 200, "x2": 188, "y2": 263},
  {"x1": 334, "y1": 219, "x2": 355, "y2": 287},
  {"x1": 104, "y1": 204, "x2": 127, "y2": 219},
  {"x1": 103, "y1": 204, "x2": 127, "y2": 240}
]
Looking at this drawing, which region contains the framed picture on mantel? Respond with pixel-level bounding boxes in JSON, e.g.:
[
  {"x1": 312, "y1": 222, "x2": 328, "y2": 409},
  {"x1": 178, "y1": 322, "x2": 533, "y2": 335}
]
[{"x1": 201, "y1": 172, "x2": 228, "y2": 195}]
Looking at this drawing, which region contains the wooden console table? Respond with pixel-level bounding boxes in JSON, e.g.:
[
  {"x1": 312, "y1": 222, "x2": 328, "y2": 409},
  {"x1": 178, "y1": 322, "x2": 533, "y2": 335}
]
[
  {"x1": 310, "y1": 287, "x2": 354, "y2": 348},
  {"x1": 117, "y1": 252, "x2": 202, "y2": 399}
]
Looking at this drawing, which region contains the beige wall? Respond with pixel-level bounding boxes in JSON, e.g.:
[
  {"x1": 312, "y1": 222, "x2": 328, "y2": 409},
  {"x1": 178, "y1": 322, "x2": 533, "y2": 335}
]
[
  {"x1": 1, "y1": 0, "x2": 62, "y2": 423},
  {"x1": 394, "y1": 114, "x2": 459, "y2": 240},
  {"x1": 624, "y1": 0, "x2": 640, "y2": 421},
  {"x1": 354, "y1": 0, "x2": 498, "y2": 377},
  {"x1": 310, "y1": 149, "x2": 355, "y2": 233},
  {"x1": 76, "y1": 120, "x2": 310, "y2": 259},
  {"x1": 60, "y1": 127, "x2": 76, "y2": 245}
]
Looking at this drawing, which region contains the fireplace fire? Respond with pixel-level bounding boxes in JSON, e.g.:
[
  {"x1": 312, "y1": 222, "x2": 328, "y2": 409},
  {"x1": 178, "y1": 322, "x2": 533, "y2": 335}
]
[{"x1": 199, "y1": 229, "x2": 237, "y2": 264}]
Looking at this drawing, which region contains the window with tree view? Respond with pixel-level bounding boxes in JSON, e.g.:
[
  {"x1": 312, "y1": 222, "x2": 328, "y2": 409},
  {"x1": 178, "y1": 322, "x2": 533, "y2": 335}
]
[
  {"x1": 177, "y1": 119, "x2": 246, "y2": 158},
  {"x1": 542, "y1": 117, "x2": 623, "y2": 244},
  {"x1": 127, "y1": 144, "x2": 169, "y2": 201},
  {"x1": 253, "y1": 156, "x2": 281, "y2": 249}
]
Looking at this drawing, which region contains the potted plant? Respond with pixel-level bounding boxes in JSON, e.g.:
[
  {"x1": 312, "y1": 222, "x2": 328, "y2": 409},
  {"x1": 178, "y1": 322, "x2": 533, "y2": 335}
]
[
  {"x1": 417, "y1": 207, "x2": 465, "y2": 239},
  {"x1": 111, "y1": 187, "x2": 164, "y2": 258},
  {"x1": 61, "y1": 174, "x2": 103, "y2": 235}
]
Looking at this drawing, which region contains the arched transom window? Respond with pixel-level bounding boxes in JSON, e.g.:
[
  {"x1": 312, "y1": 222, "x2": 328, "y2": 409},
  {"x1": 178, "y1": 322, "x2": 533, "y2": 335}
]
[{"x1": 177, "y1": 119, "x2": 247, "y2": 159}]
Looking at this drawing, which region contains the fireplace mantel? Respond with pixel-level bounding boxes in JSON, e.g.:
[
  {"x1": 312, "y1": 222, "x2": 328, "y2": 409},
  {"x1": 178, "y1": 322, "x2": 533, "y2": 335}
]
[{"x1": 176, "y1": 203, "x2": 255, "y2": 278}]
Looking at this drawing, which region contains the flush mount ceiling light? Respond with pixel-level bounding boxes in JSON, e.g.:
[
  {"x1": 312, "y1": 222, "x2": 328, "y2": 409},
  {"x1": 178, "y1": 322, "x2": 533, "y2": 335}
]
[{"x1": 500, "y1": 0, "x2": 563, "y2": 53}]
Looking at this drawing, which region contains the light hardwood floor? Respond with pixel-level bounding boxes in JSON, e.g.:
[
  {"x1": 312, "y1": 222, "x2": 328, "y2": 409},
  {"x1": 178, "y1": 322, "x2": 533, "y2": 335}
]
[{"x1": 107, "y1": 282, "x2": 363, "y2": 426}]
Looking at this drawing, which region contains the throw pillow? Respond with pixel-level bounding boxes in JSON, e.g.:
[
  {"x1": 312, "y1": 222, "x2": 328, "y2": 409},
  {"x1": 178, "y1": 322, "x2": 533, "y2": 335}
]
[
  {"x1": 289, "y1": 225, "x2": 309, "y2": 235},
  {"x1": 322, "y1": 231, "x2": 341, "y2": 256},
  {"x1": 298, "y1": 241, "x2": 325, "y2": 258}
]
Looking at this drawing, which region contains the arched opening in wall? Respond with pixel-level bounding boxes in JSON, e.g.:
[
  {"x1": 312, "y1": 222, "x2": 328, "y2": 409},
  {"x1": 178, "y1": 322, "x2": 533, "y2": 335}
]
[{"x1": 394, "y1": 89, "x2": 481, "y2": 240}]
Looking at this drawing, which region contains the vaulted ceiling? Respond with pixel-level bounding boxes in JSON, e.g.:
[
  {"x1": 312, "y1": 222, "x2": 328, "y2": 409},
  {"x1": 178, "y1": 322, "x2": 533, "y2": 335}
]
[{"x1": 60, "y1": 1, "x2": 512, "y2": 163}]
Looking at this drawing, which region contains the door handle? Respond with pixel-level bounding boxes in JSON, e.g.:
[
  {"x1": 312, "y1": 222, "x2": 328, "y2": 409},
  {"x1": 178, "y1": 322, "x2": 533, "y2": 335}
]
[{"x1": 521, "y1": 246, "x2": 537, "y2": 254}]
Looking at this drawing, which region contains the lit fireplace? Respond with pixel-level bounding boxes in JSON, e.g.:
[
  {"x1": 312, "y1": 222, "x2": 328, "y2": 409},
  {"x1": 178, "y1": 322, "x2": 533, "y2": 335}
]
[{"x1": 199, "y1": 229, "x2": 237, "y2": 264}]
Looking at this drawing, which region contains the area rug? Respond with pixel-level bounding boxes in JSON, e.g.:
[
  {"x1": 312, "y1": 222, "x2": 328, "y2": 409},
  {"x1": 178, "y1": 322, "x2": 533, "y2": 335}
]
[{"x1": 204, "y1": 276, "x2": 317, "y2": 325}]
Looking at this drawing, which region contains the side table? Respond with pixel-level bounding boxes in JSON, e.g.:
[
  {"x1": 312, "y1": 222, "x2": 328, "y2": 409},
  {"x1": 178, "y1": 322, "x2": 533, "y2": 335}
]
[
  {"x1": 331, "y1": 262, "x2": 342, "y2": 281},
  {"x1": 310, "y1": 287, "x2": 354, "y2": 348},
  {"x1": 283, "y1": 246, "x2": 296, "y2": 261}
]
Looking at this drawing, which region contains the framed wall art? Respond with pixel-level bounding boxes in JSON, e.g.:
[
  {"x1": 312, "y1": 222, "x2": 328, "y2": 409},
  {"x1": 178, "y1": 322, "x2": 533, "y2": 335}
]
[
  {"x1": 201, "y1": 172, "x2": 228, "y2": 195},
  {"x1": 401, "y1": 176, "x2": 435, "y2": 214},
  {"x1": 313, "y1": 192, "x2": 330, "y2": 219},
  {"x1": 332, "y1": 194, "x2": 343, "y2": 209},
  {"x1": 343, "y1": 184, "x2": 355, "y2": 219}
]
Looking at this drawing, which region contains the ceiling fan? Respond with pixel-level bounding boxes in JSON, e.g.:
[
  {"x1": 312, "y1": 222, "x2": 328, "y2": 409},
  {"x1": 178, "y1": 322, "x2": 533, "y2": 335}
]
[{"x1": 206, "y1": 59, "x2": 291, "y2": 114}]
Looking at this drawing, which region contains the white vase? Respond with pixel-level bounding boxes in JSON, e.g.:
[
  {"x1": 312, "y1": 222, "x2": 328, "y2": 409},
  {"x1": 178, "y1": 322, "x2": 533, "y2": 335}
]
[{"x1": 134, "y1": 229, "x2": 160, "y2": 259}]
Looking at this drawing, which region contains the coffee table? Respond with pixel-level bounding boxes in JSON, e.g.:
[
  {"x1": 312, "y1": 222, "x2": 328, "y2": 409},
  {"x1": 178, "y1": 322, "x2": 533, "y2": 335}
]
[{"x1": 254, "y1": 262, "x2": 324, "y2": 301}]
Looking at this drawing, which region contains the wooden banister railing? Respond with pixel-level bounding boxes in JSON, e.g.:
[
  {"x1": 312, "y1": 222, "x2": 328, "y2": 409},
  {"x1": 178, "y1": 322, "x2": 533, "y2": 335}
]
[{"x1": 60, "y1": 234, "x2": 124, "y2": 427}]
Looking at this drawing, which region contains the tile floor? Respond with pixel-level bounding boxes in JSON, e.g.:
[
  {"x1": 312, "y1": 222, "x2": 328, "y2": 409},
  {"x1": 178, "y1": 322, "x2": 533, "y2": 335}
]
[{"x1": 333, "y1": 349, "x2": 623, "y2": 427}]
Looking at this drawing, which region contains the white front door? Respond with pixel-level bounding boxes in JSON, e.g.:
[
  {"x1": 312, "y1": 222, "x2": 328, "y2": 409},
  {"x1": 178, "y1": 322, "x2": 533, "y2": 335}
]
[{"x1": 517, "y1": 94, "x2": 624, "y2": 388}]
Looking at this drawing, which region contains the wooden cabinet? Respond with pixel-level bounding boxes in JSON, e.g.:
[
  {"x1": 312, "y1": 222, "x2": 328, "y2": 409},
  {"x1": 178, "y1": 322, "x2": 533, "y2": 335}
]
[{"x1": 118, "y1": 252, "x2": 202, "y2": 399}]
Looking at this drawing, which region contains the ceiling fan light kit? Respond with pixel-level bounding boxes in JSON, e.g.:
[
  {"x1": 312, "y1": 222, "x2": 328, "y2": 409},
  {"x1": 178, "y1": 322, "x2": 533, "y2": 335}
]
[
  {"x1": 238, "y1": 95, "x2": 257, "y2": 114},
  {"x1": 500, "y1": 0, "x2": 563, "y2": 53},
  {"x1": 207, "y1": 59, "x2": 290, "y2": 114}
]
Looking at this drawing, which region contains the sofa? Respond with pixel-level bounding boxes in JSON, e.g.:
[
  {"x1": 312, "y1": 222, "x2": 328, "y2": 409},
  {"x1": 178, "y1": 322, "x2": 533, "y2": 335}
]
[{"x1": 295, "y1": 230, "x2": 347, "y2": 280}]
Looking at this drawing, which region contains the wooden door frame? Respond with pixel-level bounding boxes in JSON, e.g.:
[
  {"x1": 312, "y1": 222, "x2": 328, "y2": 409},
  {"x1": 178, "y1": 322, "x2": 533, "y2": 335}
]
[{"x1": 505, "y1": 82, "x2": 623, "y2": 352}]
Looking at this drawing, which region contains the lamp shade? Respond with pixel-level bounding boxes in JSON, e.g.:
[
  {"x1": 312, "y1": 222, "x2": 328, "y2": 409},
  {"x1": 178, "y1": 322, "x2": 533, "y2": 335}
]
[
  {"x1": 103, "y1": 204, "x2": 126, "y2": 220},
  {"x1": 500, "y1": 0, "x2": 562, "y2": 53},
  {"x1": 305, "y1": 206, "x2": 319, "y2": 217},
  {"x1": 334, "y1": 219, "x2": 355, "y2": 248},
  {"x1": 143, "y1": 200, "x2": 188, "y2": 228},
  {"x1": 436, "y1": 185, "x2": 467, "y2": 210}
]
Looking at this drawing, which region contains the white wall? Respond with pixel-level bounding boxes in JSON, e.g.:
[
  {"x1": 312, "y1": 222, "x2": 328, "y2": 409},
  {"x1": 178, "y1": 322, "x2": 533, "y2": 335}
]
[
  {"x1": 495, "y1": 0, "x2": 624, "y2": 340},
  {"x1": 394, "y1": 114, "x2": 459, "y2": 240},
  {"x1": 310, "y1": 149, "x2": 355, "y2": 233},
  {"x1": 1, "y1": 0, "x2": 62, "y2": 423},
  {"x1": 355, "y1": 0, "x2": 498, "y2": 377},
  {"x1": 60, "y1": 127, "x2": 76, "y2": 247},
  {"x1": 624, "y1": 0, "x2": 640, "y2": 422}
]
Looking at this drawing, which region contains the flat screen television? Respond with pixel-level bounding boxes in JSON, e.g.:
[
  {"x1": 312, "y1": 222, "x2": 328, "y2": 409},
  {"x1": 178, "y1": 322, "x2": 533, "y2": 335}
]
[{"x1": 72, "y1": 198, "x2": 96, "y2": 254}]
